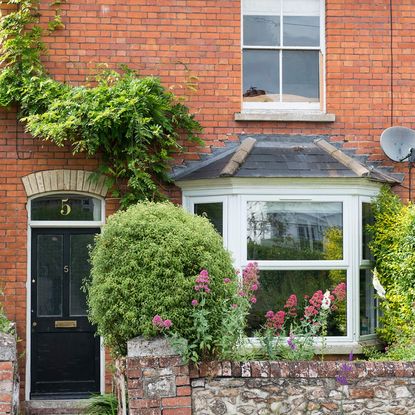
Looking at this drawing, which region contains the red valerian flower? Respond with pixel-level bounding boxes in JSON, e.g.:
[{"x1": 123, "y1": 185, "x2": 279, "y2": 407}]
[{"x1": 332, "y1": 282, "x2": 347, "y2": 302}]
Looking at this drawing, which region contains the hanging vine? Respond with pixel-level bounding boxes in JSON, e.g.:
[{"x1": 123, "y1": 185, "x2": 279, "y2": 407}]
[{"x1": 0, "y1": 0, "x2": 202, "y2": 206}]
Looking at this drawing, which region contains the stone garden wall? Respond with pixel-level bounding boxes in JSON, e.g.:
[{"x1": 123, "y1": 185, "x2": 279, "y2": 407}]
[
  {"x1": 0, "y1": 333, "x2": 18, "y2": 415},
  {"x1": 127, "y1": 337, "x2": 415, "y2": 415}
]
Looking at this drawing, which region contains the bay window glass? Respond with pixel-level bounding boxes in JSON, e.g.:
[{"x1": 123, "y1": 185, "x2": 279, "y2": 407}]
[
  {"x1": 247, "y1": 201, "x2": 343, "y2": 260},
  {"x1": 360, "y1": 269, "x2": 377, "y2": 336},
  {"x1": 242, "y1": 0, "x2": 322, "y2": 109},
  {"x1": 194, "y1": 202, "x2": 223, "y2": 237},
  {"x1": 248, "y1": 270, "x2": 347, "y2": 336},
  {"x1": 362, "y1": 202, "x2": 374, "y2": 260}
]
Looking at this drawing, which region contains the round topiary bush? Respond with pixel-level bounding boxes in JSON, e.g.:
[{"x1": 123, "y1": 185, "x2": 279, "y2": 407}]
[{"x1": 87, "y1": 201, "x2": 235, "y2": 356}]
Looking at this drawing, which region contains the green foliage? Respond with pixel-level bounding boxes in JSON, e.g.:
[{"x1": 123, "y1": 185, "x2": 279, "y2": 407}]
[
  {"x1": 87, "y1": 202, "x2": 235, "y2": 356},
  {"x1": 0, "y1": 0, "x2": 202, "y2": 206},
  {"x1": 0, "y1": 294, "x2": 12, "y2": 334},
  {"x1": 363, "y1": 341, "x2": 415, "y2": 361},
  {"x1": 85, "y1": 394, "x2": 118, "y2": 415},
  {"x1": 368, "y1": 186, "x2": 415, "y2": 344}
]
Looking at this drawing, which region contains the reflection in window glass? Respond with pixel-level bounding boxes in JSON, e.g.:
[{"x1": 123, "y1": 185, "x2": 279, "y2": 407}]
[
  {"x1": 247, "y1": 201, "x2": 343, "y2": 260},
  {"x1": 248, "y1": 270, "x2": 347, "y2": 336},
  {"x1": 194, "y1": 203, "x2": 223, "y2": 237},
  {"x1": 282, "y1": 51, "x2": 319, "y2": 102},
  {"x1": 31, "y1": 194, "x2": 101, "y2": 221},
  {"x1": 283, "y1": 16, "x2": 320, "y2": 46},
  {"x1": 360, "y1": 269, "x2": 377, "y2": 335},
  {"x1": 362, "y1": 203, "x2": 374, "y2": 260},
  {"x1": 37, "y1": 235, "x2": 63, "y2": 317},
  {"x1": 243, "y1": 50, "x2": 279, "y2": 102},
  {"x1": 70, "y1": 234, "x2": 95, "y2": 316},
  {"x1": 244, "y1": 15, "x2": 280, "y2": 46}
]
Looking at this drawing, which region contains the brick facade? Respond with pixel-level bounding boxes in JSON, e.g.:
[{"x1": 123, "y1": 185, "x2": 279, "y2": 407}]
[{"x1": 1, "y1": 0, "x2": 414, "y2": 403}]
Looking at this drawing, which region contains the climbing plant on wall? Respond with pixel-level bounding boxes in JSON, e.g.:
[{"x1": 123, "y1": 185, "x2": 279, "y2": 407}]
[{"x1": 0, "y1": 0, "x2": 202, "y2": 206}]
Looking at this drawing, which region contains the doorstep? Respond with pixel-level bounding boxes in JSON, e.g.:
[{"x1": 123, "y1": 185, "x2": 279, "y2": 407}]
[{"x1": 25, "y1": 400, "x2": 88, "y2": 415}]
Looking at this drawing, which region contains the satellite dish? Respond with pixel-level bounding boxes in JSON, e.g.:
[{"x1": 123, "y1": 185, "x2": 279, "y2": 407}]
[{"x1": 380, "y1": 126, "x2": 415, "y2": 162}]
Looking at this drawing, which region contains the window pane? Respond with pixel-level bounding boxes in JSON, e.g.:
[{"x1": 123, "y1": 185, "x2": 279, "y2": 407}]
[
  {"x1": 31, "y1": 194, "x2": 101, "y2": 221},
  {"x1": 37, "y1": 235, "x2": 63, "y2": 317},
  {"x1": 243, "y1": 0, "x2": 281, "y2": 15},
  {"x1": 194, "y1": 203, "x2": 223, "y2": 237},
  {"x1": 247, "y1": 201, "x2": 343, "y2": 260},
  {"x1": 243, "y1": 50, "x2": 279, "y2": 102},
  {"x1": 248, "y1": 270, "x2": 347, "y2": 336},
  {"x1": 283, "y1": 16, "x2": 320, "y2": 46},
  {"x1": 282, "y1": 50, "x2": 319, "y2": 102},
  {"x1": 244, "y1": 15, "x2": 280, "y2": 46},
  {"x1": 70, "y1": 234, "x2": 95, "y2": 316},
  {"x1": 362, "y1": 203, "x2": 374, "y2": 260},
  {"x1": 360, "y1": 269, "x2": 377, "y2": 335},
  {"x1": 283, "y1": 0, "x2": 320, "y2": 16}
]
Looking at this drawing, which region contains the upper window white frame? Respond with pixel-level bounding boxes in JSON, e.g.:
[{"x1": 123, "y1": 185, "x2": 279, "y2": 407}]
[{"x1": 241, "y1": 0, "x2": 325, "y2": 112}]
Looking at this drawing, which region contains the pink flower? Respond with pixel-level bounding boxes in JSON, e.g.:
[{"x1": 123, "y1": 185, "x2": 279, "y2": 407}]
[
  {"x1": 250, "y1": 297, "x2": 257, "y2": 304},
  {"x1": 191, "y1": 299, "x2": 198, "y2": 307},
  {"x1": 333, "y1": 282, "x2": 346, "y2": 302},
  {"x1": 163, "y1": 319, "x2": 172, "y2": 329},
  {"x1": 152, "y1": 315, "x2": 163, "y2": 327},
  {"x1": 223, "y1": 278, "x2": 231, "y2": 284},
  {"x1": 239, "y1": 291, "x2": 246, "y2": 297},
  {"x1": 284, "y1": 294, "x2": 297, "y2": 309},
  {"x1": 231, "y1": 303, "x2": 238, "y2": 309},
  {"x1": 266, "y1": 310, "x2": 286, "y2": 331},
  {"x1": 265, "y1": 310, "x2": 274, "y2": 319},
  {"x1": 304, "y1": 305, "x2": 319, "y2": 319},
  {"x1": 241, "y1": 262, "x2": 260, "y2": 296},
  {"x1": 194, "y1": 269, "x2": 211, "y2": 293}
]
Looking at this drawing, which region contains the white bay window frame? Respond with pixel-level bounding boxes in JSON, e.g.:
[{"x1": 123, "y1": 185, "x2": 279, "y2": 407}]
[{"x1": 182, "y1": 179, "x2": 381, "y2": 353}]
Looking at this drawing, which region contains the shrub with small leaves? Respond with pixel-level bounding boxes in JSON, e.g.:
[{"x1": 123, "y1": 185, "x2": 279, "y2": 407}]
[
  {"x1": 87, "y1": 202, "x2": 235, "y2": 356},
  {"x1": 368, "y1": 186, "x2": 415, "y2": 344}
]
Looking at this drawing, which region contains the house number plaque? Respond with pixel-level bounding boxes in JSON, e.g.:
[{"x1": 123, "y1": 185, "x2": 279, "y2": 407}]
[{"x1": 60, "y1": 199, "x2": 72, "y2": 216}]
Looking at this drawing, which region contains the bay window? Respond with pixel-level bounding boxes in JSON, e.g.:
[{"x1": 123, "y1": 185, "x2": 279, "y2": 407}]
[{"x1": 184, "y1": 182, "x2": 380, "y2": 353}]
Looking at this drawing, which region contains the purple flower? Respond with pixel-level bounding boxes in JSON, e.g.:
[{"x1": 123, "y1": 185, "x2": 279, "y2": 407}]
[
  {"x1": 287, "y1": 334, "x2": 297, "y2": 351},
  {"x1": 335, "y1": 374, "x2": 348, "y2": 386},
  {"x1": 191, "y1": 299, "x2": 198, "y2": 307},
  {"x1": 250, "y1": 297, "x2": 257, "y2": 304}
]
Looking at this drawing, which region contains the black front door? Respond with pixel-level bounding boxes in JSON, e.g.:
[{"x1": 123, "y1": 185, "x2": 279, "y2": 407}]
[{"x1": 31, "y1": 228, "x2": 100, "y2": 398}]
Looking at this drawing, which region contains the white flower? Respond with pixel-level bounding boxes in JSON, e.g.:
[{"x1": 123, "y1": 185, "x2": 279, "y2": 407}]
[
  {"x1": 372, "y1": 268, "x2": 386, "y2": 299},
  {"x1": 321, "y1": 290, "x2": 331, "y2": 310}
]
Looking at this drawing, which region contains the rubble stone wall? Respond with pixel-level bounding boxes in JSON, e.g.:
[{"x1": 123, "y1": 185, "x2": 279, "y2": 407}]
[
  {"x1": 127, "y1": 337, "x2": 415, "y2": 415},
  {"x1": 0, "y1": 333, "x2": 18, "y2": 415}
]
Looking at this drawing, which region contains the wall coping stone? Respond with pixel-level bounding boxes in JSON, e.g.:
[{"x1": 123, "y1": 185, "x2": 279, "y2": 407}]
[
  {"x1": 128, "y1": 336, "x2": 179, "y2": 358},
  {"x1": 0, "y1": 333, "x2": 16, "y2": 362},
  {"x1": 189, "y1": 360, "x2": 415, "y2": 380}
]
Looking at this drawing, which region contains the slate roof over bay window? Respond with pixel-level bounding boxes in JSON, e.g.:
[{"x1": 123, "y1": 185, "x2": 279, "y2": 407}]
[{"x1": 171, "y1": 135, "x2": 402, "y2": 184}]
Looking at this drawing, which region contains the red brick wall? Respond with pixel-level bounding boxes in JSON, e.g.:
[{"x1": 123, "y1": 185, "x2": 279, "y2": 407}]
[{"x1": 1, "y1": 0, "x2": 415, "y2": 400}]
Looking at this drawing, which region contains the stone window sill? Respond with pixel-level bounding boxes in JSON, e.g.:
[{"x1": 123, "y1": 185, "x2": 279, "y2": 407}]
[{"x1": 234, "y1": 111, "x2": 336, "y2": 122}]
